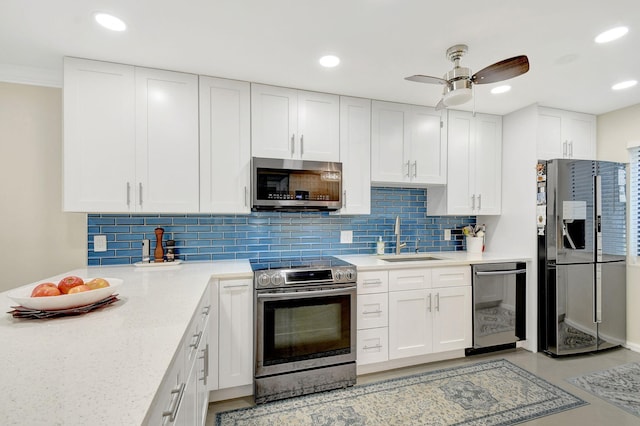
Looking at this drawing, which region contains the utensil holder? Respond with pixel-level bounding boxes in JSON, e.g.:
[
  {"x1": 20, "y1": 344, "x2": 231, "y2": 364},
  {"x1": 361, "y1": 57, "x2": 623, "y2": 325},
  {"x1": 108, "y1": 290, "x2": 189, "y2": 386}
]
[{"x1": 466, "y1": 236, "x2": 483, "y2": 253}]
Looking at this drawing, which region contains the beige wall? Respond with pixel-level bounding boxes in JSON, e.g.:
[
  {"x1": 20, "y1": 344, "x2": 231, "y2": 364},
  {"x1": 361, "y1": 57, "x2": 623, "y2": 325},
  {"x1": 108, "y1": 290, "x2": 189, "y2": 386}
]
[
  {"x1": 597, "y1": 104, "x2": 640, "y2": 351},
  {"x1": 0, "y1": 82, "x2": 86, "y2": 292}
]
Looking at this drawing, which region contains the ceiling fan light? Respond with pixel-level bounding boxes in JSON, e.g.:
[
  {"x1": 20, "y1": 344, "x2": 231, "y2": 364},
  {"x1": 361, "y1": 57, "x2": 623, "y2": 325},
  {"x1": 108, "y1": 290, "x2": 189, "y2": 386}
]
[
  {"x1": 442, "y1": 87, "x2": 472, "y2": 106},
  {"x1": 595, "y1": 26, "x2": 628, "y2": 43},
  {"x1": 612, "y1": 80, "x2": 637, "y2": 90}
]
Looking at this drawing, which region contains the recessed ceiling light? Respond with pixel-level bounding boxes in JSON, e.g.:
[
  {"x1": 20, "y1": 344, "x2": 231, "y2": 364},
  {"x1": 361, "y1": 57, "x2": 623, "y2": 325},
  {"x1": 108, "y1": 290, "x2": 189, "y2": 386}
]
[
  {"x1": 94, "y1": 12, "x2": 127, "y2": 32},
  {"x1": 595, "y1": 26, "x2": 628, "y2": 43},
  {"x1": 319, "y1": 55, "x2": 340, "y2": 68},
  {"x1": 490, "y1": 85, "x2": 511, "y2": 94},
  {"x1": 612, "y1": 80, "x2": 638, "y2": 90}
]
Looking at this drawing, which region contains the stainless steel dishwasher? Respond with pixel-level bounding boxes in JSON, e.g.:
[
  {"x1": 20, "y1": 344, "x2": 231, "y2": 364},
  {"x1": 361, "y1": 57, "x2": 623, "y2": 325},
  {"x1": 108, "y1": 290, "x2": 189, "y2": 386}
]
[{"x1": 466, "y1": 262, "x2": 527, "y2": 355}]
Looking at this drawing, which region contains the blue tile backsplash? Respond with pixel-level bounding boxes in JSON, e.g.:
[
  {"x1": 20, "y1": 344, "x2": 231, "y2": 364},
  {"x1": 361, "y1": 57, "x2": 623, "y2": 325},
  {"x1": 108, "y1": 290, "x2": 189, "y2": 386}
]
[{"x1": 87, "y1": 187, "x2": 475, "y2": 266}]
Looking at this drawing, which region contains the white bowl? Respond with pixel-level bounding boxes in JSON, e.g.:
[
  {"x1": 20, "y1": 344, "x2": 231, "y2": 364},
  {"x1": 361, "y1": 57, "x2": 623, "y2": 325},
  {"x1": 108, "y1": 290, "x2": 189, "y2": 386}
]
[{"x1": 8, "y1": 278, "x2": 123, "y2": 311}]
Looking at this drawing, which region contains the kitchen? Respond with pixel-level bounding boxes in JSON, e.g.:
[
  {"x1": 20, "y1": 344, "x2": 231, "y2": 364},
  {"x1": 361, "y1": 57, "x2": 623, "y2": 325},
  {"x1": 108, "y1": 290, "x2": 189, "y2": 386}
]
[{"x1": 2, "y1": 1, "x2": 640, "y2": 424}]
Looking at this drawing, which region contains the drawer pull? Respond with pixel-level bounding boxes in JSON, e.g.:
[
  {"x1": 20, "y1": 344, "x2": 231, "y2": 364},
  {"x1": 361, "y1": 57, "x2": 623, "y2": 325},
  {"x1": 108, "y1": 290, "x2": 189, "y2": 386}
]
[
  {"x1": 223, "y1": 283, "x2": 250, "y2": 289},
  {"x1": 189, "y1": 331, "x2": 202, "y2": 349},
  {"x1": 362, "y1": 279, "x2": 382, "y2": 285},
  {"x1": 162, "y1": 382, "x2": 186, "y2": 422},
  {"x1": 202, "y1": 305, "x2": 211, "y2": 316},
  {"x1": 363, "y1": 344, "x2": 383, "y2": 350},
  {"x1": 362, "y1": 309, "x2": 383, "y2": 315}
]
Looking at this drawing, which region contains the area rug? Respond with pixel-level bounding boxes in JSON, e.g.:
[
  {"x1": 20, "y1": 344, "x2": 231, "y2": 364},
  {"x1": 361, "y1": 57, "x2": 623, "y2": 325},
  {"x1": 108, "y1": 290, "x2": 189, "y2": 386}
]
[
  {"x1": 568, "y1": 362, "x2": 640, "y2": 418},
  {"x1": 475, "y1": 306, "x2": 515, "y2": 337},
  {"x1": 216, "y1": 359, "x2": 587, "y2": 425}
]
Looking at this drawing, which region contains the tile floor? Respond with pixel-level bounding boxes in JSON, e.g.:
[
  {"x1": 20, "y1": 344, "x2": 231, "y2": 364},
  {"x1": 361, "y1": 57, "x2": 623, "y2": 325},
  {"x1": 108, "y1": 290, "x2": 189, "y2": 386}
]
[{"x1": 207, "y1": 347, "x2": 640, "y2": 425}]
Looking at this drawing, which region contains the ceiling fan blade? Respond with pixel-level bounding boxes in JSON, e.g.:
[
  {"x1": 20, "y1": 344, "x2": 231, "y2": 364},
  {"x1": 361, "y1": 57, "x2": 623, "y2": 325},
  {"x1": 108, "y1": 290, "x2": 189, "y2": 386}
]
[
  {"x1": 471, "y1": 55, "x2": 529, "y2": 84},
  {"x1": 435, "y1": 98, "x2": 446, "y2": 111},
  {"x1": 405, "y1": 75, "x2": 448, "y2": 85}
]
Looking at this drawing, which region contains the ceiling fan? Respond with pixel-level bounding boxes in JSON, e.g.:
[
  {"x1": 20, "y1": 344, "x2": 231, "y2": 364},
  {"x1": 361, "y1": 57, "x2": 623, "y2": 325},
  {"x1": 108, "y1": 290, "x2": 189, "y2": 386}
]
[{"x1": 405, "y1": 44, "x2": 529, "y2": 110}]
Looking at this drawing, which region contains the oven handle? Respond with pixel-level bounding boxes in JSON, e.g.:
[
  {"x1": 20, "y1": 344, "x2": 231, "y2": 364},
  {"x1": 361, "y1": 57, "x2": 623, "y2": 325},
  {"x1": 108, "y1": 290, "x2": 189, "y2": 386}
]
[
  {"x1": 474, "y1": 269, "x2": 526, "y2": 276},
  {"x1": 257, "y1": 286, "x2": 357, "y2": 299}
]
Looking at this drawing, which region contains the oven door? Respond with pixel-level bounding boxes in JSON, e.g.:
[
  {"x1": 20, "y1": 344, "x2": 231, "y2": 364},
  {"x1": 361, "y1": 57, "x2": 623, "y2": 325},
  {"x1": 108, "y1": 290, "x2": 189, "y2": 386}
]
[{"x1": 255, "y1": 285, "x2": 356, "y2": 377}]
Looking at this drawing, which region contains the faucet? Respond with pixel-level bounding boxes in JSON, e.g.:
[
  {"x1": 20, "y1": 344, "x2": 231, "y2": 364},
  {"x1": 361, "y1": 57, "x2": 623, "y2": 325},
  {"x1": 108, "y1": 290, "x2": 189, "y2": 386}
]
[{"x1": 395, "y1": 216, "x2": 406, "y2": 254}]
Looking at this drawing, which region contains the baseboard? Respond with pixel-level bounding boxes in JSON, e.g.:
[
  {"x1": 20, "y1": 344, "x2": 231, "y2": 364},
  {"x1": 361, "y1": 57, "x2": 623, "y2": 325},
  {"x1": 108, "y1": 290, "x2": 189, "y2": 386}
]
[
  {"x1": 356, "y1": 349, "x2": 465, "y2": 375},
  {"x1": 209, "y1": 384, "x2": 253, "y2": 403},
  {"x1": 625, "y1": 341, "x2": 640, "y2": 353}
]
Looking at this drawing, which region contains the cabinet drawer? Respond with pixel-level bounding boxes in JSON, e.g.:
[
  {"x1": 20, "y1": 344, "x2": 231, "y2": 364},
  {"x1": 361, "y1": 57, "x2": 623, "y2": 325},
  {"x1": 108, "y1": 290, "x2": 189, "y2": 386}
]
[
  {"x1": 357, "y1": 293, "x2": 388, "y2": 329},
  {"x1": 432, "y1": 266, "x2": 470, "y2": 288},
  {"x1": 357, "y1": 270, "x2": 388, "y2": 294},
  {"x1": 357, "y1": 327, "x2": 388, "y2": 365},
  {"x1": 389, "y1": 268, "x2": 431, "y2": 291}
]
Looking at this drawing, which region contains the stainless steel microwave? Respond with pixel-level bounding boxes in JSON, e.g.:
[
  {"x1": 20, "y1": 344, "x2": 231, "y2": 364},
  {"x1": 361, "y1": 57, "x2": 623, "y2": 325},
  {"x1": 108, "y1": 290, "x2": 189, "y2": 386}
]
[{"x1": 251, "y1": 157, "x2": 342, "y2": 211}]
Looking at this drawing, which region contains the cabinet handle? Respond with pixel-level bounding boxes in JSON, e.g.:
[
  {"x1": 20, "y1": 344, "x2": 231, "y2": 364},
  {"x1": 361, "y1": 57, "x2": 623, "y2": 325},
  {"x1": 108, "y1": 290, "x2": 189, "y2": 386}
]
[
  {"x1": 362, "y1": 279, "x2": 382, "y2": 285},
  {"x1": 477, "y1": 194, "x2": 482, "y2": 210},
  {"x1": 563, "y1": 141, "x2": 568, "y2": 157},
  {"x1": 126, "y1": 182, "x2": 131, "y2": 206},
  {"x1": 223, "y1": 282, "x2": 250, "y2": 289},
  {"x1": 405, "y1": 161, "x2": 410, "y2": 177},
  {"x1": 189, "y1": 331, "x2": 202, "y2": 349},
  {"x1": 202, "y1": 305, "x2": 211, "y2": 316},
  {"x1": 471, "y1": 194, "x2": 476, "y2": 210},
  {"x1": 291, "y1": 134, "x2": 295, "y2": 156},
  {"x1": 569, "y1": 141, "x2": 574, "y2": 157},
  {"x1": 362, "y1": 309, "x2": 383, "y2": 315},
  {"x1": 428, "y1": 293, "x2": 432, "y2": 312},
  {"x1": 198, "y1": 343, "x2": 209, "y2": 385},
  {"x1": 244, "y1": 186, "x2": 248, "y2": 207},
  {"x1": 343, "y1": 190, "x2": 347, "y2": 208},
  {"x1": 301, "y1": 134, "x2": 304, "y2": 156},
  {"x1": 363, "y1": 344, "x2": 383, "y2": 350},
  {"x1": 138, "y1": 183, "x2": 143, "y2": 206},
  {"x1": 435, "y1": 293, "x2": 440, "y2": 312},
  {"x1": 162, "y1": 382, "x2": 186, "y2": 422},
  {"x1": 413, "y1": 161, "x2": 417, "y2": 177}
]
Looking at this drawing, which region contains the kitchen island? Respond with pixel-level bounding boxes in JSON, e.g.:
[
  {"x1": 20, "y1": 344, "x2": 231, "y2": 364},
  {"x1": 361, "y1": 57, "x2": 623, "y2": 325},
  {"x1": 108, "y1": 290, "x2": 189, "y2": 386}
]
[{"x1": 0, "y1": 261, "x2": 252, "y2": 426}]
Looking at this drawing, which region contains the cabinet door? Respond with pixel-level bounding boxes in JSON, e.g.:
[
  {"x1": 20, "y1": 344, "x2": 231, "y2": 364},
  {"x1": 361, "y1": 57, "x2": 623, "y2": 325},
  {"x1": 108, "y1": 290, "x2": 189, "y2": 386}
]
[
  {"x1": 409, "y1": 106, "x2": 446, "y2": 184},
  {"x1": 336, "y1": 96, "x2": 371, "y2": 214},
  {"x1": 251, "y1": 84, "x2": 297, "y2": 159},
  {"x1": 63, "y1": 57, "x2": 136, "y2": 212},
  {"x1": 432, "y1": 286, "x2": 472, "y2": 352},
  {"x1": 445, "y1": 110, "x2": 473, "y2": 214},
  {"x1": 537, "y1": 109, "x2": 563, "y2": 160},
  {"x1": 371, "y1": 101, "x2": 408, "y2": 184},
  {"x1": 135, "y1": 67, "x2": 199, "y2": 212},
  {"x1": 358, "y1": 293, "x2": 388, "y2": 329},
  {"x1": 473, "y1": 113, "x2": 502, "y2": 214},
  {"x1": 357, "y1": 270, "x2": 388, "y2": 294},
  {"x1": 357, "y1": 327, "x2": 388, "y2": 365},
  {"x1": 298, "y1": 90, "x2": 340, "y2": 161},
  {"x1": 389, "y1": 268, "x2": 431, "y2": 291},
  {"x1": 199, "y1": 76, "x2": 251, "y2": 213},
  {"x1": 563, "y1": 111, "x2": 595, "y2": 160},
  {"x1": 218, "y1": 279, "x2": 253, "y2": 389},
  {"x1": 389, "y1": 289, "x2": 432, "y2": 359}
]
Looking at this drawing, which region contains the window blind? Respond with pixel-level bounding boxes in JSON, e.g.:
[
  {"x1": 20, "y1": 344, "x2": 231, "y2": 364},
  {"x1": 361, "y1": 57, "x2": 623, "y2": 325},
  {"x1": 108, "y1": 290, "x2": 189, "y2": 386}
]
[{"x1": 630, "y1": 147, "x2": 640, "y2": 256}]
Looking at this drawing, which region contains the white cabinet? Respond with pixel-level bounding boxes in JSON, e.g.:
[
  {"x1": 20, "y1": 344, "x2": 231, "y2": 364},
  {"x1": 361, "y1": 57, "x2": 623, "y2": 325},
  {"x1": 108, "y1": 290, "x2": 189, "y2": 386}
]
[
  {"x1": 251, "y1": 84, "x2": 339, "y2": 161},
  {"x1": 371, "y1": 100, "x2": 446, "y2": 186},
  {"x1": 335, "y1": 96, "x2": 371, "y2": 215},
  {"x1": 63, "y1": 57, "x2": 199, "y2": 212},
  {"x1": 199, "y1": 76, "x2": 251, "y2": 213},
  {"x1": 537, "y1": 107, "x2": 596, "y2": 160},
  {"x1": 388, "y1": 266, "x2": 472, "y2": 360},
  {"x1": 356, "y1": 270, "x2": 389, "y2": 366},
  {"x1": 217, "y1": 278, "x2": 253, "y2": 389},
  {"x1": 428, "y1": 110, "x2": 502, "y2": 215}
]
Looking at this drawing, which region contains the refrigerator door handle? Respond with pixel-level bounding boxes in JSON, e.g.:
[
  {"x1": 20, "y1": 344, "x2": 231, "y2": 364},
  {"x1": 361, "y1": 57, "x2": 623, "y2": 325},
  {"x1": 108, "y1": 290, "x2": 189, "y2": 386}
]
[
  {"x1": 594, "y1": 174, "x2": 603, "y2": 262},
  {"x1": 594, "y1": 264, "x2": 602, "y2": 323}
]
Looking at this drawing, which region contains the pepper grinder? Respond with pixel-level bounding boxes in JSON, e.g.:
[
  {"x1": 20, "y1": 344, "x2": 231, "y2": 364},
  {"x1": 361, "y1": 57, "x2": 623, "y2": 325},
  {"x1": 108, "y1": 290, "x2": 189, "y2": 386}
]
[{"x1": 154, "y1": 227, "x2": 165, "y2": 263}]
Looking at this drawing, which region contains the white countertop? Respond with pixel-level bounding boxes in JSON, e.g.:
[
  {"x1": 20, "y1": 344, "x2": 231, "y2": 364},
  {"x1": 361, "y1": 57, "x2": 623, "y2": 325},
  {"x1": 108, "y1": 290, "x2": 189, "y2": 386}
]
[
  {"x1": 0, "y1": 260, "x2": 252, "y2": 426},
  {"x1": 336, "y1": 251, "x2": 531, "y2": 270}
]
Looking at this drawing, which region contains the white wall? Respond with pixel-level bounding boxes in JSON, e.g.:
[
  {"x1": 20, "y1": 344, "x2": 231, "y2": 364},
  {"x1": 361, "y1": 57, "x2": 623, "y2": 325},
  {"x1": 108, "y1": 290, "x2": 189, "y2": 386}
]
[
  {"x1": 598, "y1": 104, "x2": 640, "y2": 351},
  {"x1": 0, "y1": 82, "x2": 86, "y2": 292}
]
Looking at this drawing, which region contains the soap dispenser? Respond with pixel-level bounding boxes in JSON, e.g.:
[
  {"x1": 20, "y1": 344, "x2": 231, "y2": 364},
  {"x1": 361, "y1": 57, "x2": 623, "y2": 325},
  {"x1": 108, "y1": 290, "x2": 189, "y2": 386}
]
[{"x1": 376, "y1": 236, "x2": 385, "y2": 255}]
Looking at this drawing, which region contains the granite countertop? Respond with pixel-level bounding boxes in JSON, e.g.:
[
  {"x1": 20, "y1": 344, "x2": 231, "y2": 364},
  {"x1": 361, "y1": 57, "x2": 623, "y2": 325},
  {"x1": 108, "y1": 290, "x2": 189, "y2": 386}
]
[{"x1": 0, "y1": 260, "x2": 252, "y2": 426}]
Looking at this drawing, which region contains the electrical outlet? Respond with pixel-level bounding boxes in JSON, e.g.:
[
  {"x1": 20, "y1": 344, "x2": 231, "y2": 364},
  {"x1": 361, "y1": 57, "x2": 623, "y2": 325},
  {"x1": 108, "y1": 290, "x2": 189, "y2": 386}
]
[
  {"x1": 94, "y1": 235, "x2": 107, "y2": 252},
  {"x1": 340, "y1": 230, "x2": 353, "y2": 244},
  {"x1": 444, "y1": 229, "x2": 452, "y2": 241}
]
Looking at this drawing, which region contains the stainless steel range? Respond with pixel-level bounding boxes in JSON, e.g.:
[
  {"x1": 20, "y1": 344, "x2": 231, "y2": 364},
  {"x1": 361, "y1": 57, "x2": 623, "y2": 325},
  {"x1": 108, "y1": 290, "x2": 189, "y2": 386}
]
[{"x1": 251, "y1": 256, "x2": 357, "y2": 404}]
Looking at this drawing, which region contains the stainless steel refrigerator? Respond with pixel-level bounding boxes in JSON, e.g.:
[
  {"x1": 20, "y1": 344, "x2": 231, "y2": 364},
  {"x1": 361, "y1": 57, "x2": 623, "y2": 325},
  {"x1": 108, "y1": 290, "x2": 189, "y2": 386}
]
[{"x1": 537, "y1": 159, "x2": 627, "y2": 356}]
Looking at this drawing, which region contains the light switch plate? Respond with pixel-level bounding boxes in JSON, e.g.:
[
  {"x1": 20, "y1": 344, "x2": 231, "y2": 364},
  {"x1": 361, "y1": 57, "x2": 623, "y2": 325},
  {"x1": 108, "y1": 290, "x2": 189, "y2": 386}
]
[
  {"x1": 340, "y1": 230, "x2": 353, "y2": 244},
  {"x1": 444, "y1": 229, "x2": 451, "y2": 241},
  {"x1": 94, "y1": 235, "x2": 107, "y2": 252}
]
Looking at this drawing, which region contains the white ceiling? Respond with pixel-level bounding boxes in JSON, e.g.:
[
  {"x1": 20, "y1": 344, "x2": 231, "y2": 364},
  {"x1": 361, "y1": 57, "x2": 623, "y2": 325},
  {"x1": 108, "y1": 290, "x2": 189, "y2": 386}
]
[{"x1": 1, "y1": 0, "x2": 639, "y2": 115}]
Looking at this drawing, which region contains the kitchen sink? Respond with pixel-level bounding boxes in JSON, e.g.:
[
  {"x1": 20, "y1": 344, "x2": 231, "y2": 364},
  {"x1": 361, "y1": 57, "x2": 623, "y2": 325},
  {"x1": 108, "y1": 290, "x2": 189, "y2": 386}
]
[{"x1": 381, "y1": 255, "x2": 442, "y2": 262}]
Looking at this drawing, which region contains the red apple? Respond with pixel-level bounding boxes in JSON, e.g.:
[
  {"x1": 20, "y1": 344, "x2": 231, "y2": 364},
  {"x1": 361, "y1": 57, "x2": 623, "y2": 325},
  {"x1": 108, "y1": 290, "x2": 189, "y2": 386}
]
[
  {"x1": 67, "y1": 284, "x2": 90, "y2": 294},
  {"x1": 31, "y1": 283, "x2": 62, "y2": 297},
  {"x1": 57, "y1": 276, "x2": 84, "y2": 294}
]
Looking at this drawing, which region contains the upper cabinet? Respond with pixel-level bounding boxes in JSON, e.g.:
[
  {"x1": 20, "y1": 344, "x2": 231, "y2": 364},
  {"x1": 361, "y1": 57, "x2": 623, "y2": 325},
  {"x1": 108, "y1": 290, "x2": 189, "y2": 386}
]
[
  {"x1": 63, "y1": 58, "x2": 199, "y2": 213},
  {"x1": 371, "y1": 101, "x2": 446, "y2": 187},
  {"x1": 335, "y1": 96, "x2": 371, "y2": 215},
  {"x1": 428, "y1": 110, "x2": 502, "y2": 215},
  {"x1": 199, "y1": 76, "x2": 251, "y2": 214},
  {"x1": 251, "y1": 84, "x2": 340, "y2": 161},
  {"x1": 537, "y1": 107, "x2": 596, "y2": 160}
]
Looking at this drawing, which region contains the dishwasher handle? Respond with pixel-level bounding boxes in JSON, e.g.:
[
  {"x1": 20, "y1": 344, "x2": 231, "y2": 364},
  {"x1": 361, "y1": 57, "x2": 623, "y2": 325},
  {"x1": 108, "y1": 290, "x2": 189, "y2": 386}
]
[{"x1": 474, "y1": 269, "x2": 526, "y2": 277}]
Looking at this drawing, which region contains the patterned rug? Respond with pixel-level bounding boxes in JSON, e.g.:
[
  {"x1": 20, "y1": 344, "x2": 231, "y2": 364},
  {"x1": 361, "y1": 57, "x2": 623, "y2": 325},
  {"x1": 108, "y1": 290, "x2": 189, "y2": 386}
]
[
  {"x1": 216, "y1": 359, "x2": 587, "y2": 425},
  {"x1": 568, "y1": 362, "x2": 640, "y2": 418}
]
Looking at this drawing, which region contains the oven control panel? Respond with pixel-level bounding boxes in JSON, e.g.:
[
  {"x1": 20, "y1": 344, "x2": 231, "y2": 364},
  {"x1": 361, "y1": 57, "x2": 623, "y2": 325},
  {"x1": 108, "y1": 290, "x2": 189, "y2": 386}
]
[{"x1": 254, "y1": 266, "x2": 357, "y2": 289}]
